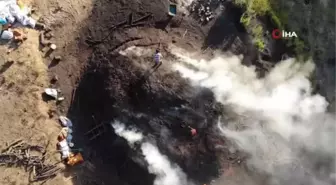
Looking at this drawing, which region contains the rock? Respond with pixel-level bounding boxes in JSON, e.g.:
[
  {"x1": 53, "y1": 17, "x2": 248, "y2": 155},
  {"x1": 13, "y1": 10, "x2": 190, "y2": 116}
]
[
  {"x1": 45, "y1": 32, "x2": 53, "y2": 39},
  {"x1": 51, "y1": 75, "x2": 59, "y2": 83},
  {"x1": 35, "y1": 22, "x2": 46, "y2": 30},
  {"x1": 44, "y1": 27, "x2": 52, "y2": 33},
  {"x1": 54, "y1": 56, "x2": 62, "y2": 61},
  {"x1": 0, "y1": 76, "x2": 6, "y2": 85},
  {"x1": 57, "y1": 97, "x2": 65, "y2": 101},
  {"x1": 50, "y1": 44, "x2": 57, "y2": 50},
  {"x1": 48, "y1": 109, "x2": 56, "y2": 118},
  {"x1": 42, "y1": 46, "x2": 49, "y2": 52},
  {"x1": 6, "y1": 49, "x2": 13, "y2": 54}
]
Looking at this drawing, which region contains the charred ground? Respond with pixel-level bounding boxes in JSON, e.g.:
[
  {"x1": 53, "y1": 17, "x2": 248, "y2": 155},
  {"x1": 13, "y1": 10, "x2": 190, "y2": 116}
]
[
  {"x1": 68, "y1": 50, "x2": 227, "y2": 184},
  {"x1": 56, "y1": 0, "x2": 287, "y2": 185}
]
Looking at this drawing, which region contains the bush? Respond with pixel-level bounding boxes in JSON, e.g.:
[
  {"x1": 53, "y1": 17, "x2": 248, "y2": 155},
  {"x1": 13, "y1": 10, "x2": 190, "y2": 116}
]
[
  {"x1": 293, "y1": 38, "x2": 305, "y2": 54},
  {"x1": 240, "y1": 12, "x2": 251, "y2": 27},
  {"x1": 252, "y1": 25, "x2": 265, "y2": 51},
  {"x1": 234, "y1": 0, "x2": 308, "y2": 56},
  {"x1": 252, "y1": 25, "x2": 263, "y2": 37},
  {"x1": 286, "y1": 38, "x2": 305, "y2": 53},
  {"x1": 234, "y1": 0, "x2": 269, "y2": 51},
  {"x1": 248, "y1": 0, "x2": 271, "y2": 15},
  {"x1": 254, "y1": 38, "x2": 265, "y2": 51},
  {"x1": 234, "y1": 0, "x2": 246, "y2": 6},
  {"x1": 269, "y1": 10, "x2": 283, "y2": 28}
]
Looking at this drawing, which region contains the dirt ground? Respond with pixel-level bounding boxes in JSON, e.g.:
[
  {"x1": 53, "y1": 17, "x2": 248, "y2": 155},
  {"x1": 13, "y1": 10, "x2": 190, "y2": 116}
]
[
  {"x1": 0, "y1": 0, "x2": 92, "y2": 184},
  {"x1": 0, "y1": 0, "x2": 262, "y2": 184}
]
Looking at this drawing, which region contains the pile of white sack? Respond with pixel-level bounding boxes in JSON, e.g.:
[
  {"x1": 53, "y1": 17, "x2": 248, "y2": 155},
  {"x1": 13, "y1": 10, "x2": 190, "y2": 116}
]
[
  {"x1": 58, "y1": 116, "x2": 74, "y2": 159},
  {"x1": 0, "y1": 0, "x2": 36, "y2": 28}
]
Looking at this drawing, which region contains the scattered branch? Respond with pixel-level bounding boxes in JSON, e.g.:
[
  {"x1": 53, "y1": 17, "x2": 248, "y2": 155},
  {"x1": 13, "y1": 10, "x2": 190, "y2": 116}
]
[
  {"x1": 1, "y1": 140, "x2": 60, "y2": 182},
  {"x1": 86, "y1": 13, "x2": 153, "y2": 46}
]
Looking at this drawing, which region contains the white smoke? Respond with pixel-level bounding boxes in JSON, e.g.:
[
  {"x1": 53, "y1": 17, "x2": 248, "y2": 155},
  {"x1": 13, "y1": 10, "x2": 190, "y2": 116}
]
[
  {"x1": 111, "y1": 121, "x2": 191, "y2": 185},
  {"x1": 119, "y1": 46, "x2": 153, "y2": 57},
  {"x1": 141, "y1": 142, "x2": 190, "y2": 185},
  {"x1": 171, "y1": 48, "x2": 335, "y2": 185},
  {"x1": 112, "y1": 121, "x2": 143, "y2": 146}
]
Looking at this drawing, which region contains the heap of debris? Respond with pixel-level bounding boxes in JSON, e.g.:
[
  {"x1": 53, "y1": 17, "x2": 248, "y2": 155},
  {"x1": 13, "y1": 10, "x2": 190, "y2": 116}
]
[
  {"x1": 0, "y1": 140, "x2": 61, "y2": 182},
  {"x1": 189, "y1": 0, "x2": 223, "y2": 24}
]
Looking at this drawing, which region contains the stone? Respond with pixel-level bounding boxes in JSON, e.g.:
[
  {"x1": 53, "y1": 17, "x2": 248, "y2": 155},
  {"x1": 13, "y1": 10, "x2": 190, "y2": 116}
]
[
  {"x1": 45, "y1": 32, "x2": 54, "y2": 39},
  {"x1": 54, "y1": 56, "x2": 62, "y2": 61},
  {"x1": 50, "y1": 44, "x2": 57, "y2": 50},
  {"x1": 51, "y1": 75, "x2": 59, "y2": 83}
]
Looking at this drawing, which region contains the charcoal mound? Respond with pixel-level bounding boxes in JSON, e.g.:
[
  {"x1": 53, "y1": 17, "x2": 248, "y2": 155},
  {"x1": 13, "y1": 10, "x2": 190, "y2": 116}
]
[{"x1": 68, "y1": 48, "x2": 225, "y2": 184}]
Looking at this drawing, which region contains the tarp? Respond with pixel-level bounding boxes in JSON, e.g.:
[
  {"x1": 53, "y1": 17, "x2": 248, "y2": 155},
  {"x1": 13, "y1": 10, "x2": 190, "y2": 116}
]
[
  {"x1": 0, "y1": 0, "x2": 35, "y2": 27},
  {"x1": 0, "y1": 0, "x2": 18, "y2": 21}
]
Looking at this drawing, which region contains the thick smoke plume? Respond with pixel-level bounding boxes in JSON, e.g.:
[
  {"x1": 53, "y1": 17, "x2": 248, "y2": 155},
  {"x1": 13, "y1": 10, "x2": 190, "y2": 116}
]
[
  {"x1": 111, "y1": 121, "x2": 191, "y2": 185},
  {"x1": 171, "y1": 48, "x2": 335, "y2": 185},
  {"x1": 112, "y1": 122, "x2": 143, "y2": 146}
]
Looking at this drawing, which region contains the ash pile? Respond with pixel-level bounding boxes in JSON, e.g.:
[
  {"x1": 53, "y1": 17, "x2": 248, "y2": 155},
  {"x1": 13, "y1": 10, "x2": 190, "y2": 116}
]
[{"x1": 189, "y1": 0, "x2": 225, "y2": 24}]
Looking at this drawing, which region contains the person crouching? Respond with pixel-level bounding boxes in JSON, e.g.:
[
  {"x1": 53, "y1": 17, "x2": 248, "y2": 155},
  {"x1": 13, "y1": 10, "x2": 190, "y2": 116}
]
[{"x1": 152, "y1": 49, "x2": 163, "y2": 71}]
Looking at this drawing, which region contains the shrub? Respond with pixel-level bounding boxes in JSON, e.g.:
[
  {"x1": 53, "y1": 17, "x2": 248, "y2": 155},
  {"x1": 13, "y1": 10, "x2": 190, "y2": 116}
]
[
  {"x1": 248, "y1": 0, "x2": 271, "y2": 15},
  {"x1": 234, "y1": 0, "x2": 246, "y2": 6},
  {"x1": 255, "y1": 38, "x2": 265, "y2": 51},
  {"x1": 293, "y1": 38, "x2": 305, "y2": 54},
  {"x1": 240, "y1": 12, "x2": 251, "y2": 27},
  {"x1": 269, "y1": 10, "x2": 283, "y2": 28},
  {"x1": 252, "y1": 25, "x2": 263, "y2": 37},
  {"x1": 233, "y1": 0, "x2": 309, "y2": 56}
]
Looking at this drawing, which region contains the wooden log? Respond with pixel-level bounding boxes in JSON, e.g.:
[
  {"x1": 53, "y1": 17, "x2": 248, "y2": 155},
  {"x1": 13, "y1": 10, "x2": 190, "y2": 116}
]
[
  {"x1": 1, "y1": 139, "x2": 23, "y2": 153},
  {"x1": 123, "y1": 23, "x2": 148, "y2": 29},
  {"x1": 84, "y1": 122, "x2": 106, "y2": 135},
  {"x1": 109, "y1": 37, "x2": 142, "y2": 52},
  {"x1": 128, "y1": 13, "x2": 133, "y2": 25},
  {"x1": 132, "y1": 14, "x2": 153, "y2": 24}
]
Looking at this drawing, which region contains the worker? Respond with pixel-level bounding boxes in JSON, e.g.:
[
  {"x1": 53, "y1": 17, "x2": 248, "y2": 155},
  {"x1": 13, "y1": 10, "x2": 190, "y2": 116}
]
[
  {"x1": 188, "y1": 126, "x2": 197, "y2": 137},
  {"x1": 57, "y1": 135, "x2": 71, "y2": 160},
  {"x1": 152, "y1": 49, "x2": 163, "y2": 70}
]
